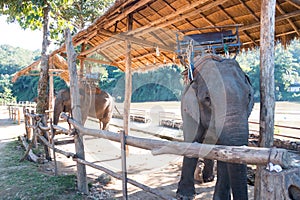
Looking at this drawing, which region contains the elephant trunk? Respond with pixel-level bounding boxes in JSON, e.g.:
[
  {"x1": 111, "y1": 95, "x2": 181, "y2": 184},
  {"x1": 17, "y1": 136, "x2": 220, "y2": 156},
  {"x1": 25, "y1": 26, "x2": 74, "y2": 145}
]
[{"x1": 53, "y1": 100, "x2": 62, "y2": 125}]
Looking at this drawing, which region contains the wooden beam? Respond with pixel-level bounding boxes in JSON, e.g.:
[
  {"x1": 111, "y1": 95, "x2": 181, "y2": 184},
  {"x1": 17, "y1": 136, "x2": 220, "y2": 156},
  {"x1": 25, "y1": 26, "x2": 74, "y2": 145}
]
[
  {"x1": 241, "y1": 30, "x2": 299, "y2": 46},
  {"x1": 129, "y1": 0, "x2": 214, "y2": 36},
  {"x1": 218, "y1": 5, "x2": 258, "y2": 46},
  {"x1": 124, "y1": 13, "x2": 133, "y2": 143},
  {"x1": 276, "y1": 3, "x2": 300, "y2": 36},
  {"x1": 132, "y1": 0, "x2": 230, "y2": 36},
  {"x1": 103, "y1": 0, "x2": 154, "y2": 29},
  {"x1": 238, "y1": 0, "x2": 260, "y2": 22},
  {"x1": 286, "y1": 0, "x2": 300, "y2": 9},
  {"x1": 255, "y1": 0, "x2": 276, "y2": 199},
  {"x1": 61, "y1": 112, "x2": 292, "y2": 168},
  {"x1": 79, "y1": 38, "x2": 117, "y2": 56},
  {"x1": 65, "y1": 28, "x2": 88, "y2": 194},
  {"x1": 81, "y1": 57, "x2": 119, "y2": 67},
  {"x1": 99, "y1": 28, "x2": 175, "y2": 52},
  {"x1": 240, "y1": 10, "x2": 300, "y2": 32}
]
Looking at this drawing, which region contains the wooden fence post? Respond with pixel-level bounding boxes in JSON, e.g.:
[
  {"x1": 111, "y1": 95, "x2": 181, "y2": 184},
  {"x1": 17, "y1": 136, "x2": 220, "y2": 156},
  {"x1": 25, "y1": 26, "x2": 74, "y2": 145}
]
[
  {"x1": 255, "y1": 0, "x2": 276, "y2": 199},
  {"x1": 65, "y1": 28, "x2": 88, "y2": 194}
]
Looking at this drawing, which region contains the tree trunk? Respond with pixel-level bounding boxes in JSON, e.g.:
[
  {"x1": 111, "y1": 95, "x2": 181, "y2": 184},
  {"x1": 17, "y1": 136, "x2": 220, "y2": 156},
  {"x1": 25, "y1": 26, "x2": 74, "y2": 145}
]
[{"x1": 36, "y1": 2, "x2": 50, "y2": 114}]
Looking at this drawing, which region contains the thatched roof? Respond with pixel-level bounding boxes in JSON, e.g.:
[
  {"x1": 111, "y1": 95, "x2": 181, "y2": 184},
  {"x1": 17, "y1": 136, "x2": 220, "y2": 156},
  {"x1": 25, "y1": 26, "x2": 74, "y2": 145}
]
[
  {"x1": 13, "y1": 0, "x2": 300, "y2": 81},
  {"x1": 12, "y1": 54, "x2": 69, "y2": 83}
]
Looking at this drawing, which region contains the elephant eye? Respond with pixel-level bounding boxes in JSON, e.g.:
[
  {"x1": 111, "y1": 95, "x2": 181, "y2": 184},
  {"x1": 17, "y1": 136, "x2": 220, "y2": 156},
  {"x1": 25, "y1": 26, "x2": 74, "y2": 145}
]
[{"x1": 204, "y1": 96, "x2": 210, "y2": 102}]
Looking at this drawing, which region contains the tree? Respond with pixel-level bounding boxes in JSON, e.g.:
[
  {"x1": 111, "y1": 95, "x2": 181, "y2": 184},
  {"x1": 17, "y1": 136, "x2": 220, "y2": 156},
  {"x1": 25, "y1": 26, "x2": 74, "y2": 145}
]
[{"x1": 0, "y1": 0, "x2": 114, "y2": 113}]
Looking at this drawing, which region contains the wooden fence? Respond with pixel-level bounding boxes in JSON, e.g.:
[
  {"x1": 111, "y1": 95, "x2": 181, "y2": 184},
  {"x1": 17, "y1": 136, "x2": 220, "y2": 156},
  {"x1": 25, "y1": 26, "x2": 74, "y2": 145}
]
[
  {"x1": 7, "y1": 102, "x2": 36, "y2": 125},
  {"x1": 20, "y1": 108, "x2": 300, "y2": 199}
]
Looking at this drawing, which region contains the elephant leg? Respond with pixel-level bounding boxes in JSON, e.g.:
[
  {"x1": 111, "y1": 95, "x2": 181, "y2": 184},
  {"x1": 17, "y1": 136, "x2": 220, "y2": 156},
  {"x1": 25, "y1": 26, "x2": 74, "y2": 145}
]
[
  {"x1": 202, "y1": 159, "x2": 214, "y2": 183},
  {"x1": 228, "y1": 163, "x2": 248, "y2": 200},
  {"x1": 213, "y1": 161, "x2": 231, "y2": 200},
  {"x1": 176, "y1": 156, "x2": 198, "y2": 199}
]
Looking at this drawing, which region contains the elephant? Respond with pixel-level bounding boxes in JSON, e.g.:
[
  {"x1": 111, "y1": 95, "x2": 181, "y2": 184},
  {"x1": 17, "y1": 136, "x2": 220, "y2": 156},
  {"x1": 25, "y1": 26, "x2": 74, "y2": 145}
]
[
  {"x1": 53, "y1": 86, "x2": 113, "y2": 130},
  {"x1": 176, "y1": 54, "x2": 254, "y2": 200}
]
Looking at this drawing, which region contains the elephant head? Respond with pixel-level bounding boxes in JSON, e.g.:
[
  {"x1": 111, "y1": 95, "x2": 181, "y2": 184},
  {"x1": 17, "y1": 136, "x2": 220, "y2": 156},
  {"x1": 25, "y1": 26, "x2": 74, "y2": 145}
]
[
  {"x1": 53, "y1": 88, "x2": 71, "y2": 125},
  {"x1": 177, "y1": 55, "x2": 254, "y2": 200}
]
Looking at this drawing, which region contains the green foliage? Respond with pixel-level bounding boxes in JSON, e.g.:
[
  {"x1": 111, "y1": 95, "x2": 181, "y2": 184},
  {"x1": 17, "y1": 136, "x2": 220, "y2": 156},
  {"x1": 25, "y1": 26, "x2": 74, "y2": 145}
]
[
  {"x1": 0, "y1": 45, "x2": 40, "y2": 102},
  {"x1": 0, "y1": 0, "x2": 114, "y2": 45},
  {"x1": 102, "y1": 65, "x2": 184, "y2": 102},
  {"x1": 237, "y1": 39, "x2": 300, "y2": 102}
]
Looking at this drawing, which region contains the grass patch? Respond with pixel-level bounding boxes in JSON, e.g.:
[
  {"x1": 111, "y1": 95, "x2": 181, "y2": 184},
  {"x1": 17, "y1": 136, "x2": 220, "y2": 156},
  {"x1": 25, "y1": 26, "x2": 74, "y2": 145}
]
[{"x1": 0, "y1": 140, "x2": 84, "y2": 200}]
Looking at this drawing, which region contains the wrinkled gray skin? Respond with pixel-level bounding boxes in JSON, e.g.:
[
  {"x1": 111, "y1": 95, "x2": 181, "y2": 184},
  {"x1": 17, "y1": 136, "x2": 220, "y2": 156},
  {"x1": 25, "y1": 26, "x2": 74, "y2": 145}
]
[
  {"x1": 53, "y1": 87, "x2": 113, "y2": 130},
  {"x1": 177, "y1": 56, "x2": 254, "y2": 200}
]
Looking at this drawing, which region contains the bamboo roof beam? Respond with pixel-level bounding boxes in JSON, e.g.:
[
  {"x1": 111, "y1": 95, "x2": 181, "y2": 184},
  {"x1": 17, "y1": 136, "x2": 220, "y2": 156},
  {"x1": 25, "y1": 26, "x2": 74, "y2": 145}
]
[
  {"x1": 243, "y1": 30, "x2": 299, "y2": 46},
  {"x1": 103, "y1": 0, "x2": 154, "y2": 29},
  {"x1": 276, "y1": 3, "x2": 300, "y2": 36},
  {"x1": 218, "y1": 5, "x2": 258, "y2": 46},
  {"x1": 80, "y1": 29, "x2": 175, "y2": 57},
  {"x1": 237, "y1": 0, "x2": 260, "y2": 22},
  {"x1": 132, "y1": 0, "x2": 231, "y2": 36},
  {"x1": 241, "y1": 10, "x2": 300, "y2": 31},
  {"x1": 286, "y1": 0, "x2": 300, "y2": 9},
  {"x1": 199, "y1": 12, "x2": 220, "y2": 31},
  {"x1": 77, "y1": 56, "x2": 119, "y2": 67},
  {"x1": 129, "y1": 0, "x2": 215, "y2": 36}
]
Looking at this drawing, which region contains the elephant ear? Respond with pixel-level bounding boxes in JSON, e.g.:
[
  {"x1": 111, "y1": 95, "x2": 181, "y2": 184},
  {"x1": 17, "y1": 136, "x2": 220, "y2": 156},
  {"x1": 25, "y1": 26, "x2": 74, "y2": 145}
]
[
  {"x1": 245, "y1": 74, "x2": 254, "y2": 117},
  {"x1": 181, "y1": 83, "x2": 201, "y2": 142}
]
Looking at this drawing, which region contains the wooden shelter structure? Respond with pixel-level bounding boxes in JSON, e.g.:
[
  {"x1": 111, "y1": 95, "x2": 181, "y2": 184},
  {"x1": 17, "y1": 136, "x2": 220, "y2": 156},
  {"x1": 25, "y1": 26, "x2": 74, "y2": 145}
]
[
  {"x1": 12, "y1": 0, "x2": 300, "y2": 77},
  {"x1": 12, "y1": 0, "x2": 300, "y2": 198}
]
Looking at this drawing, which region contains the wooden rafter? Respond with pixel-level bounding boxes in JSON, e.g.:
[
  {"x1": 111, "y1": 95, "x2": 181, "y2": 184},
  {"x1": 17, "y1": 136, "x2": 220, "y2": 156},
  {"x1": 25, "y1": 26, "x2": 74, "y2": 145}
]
[
  {"x1": 286, "y1": 0, "x2": 300, "y2": 9},
  {"x1": 132, "y1": 0, "x2": 231, "y2": 36},
  {"x1": 218, "y1": 5, "x2": 258, "y2": 46},
  {"x1": 129, "y1": 0, "x2": 215, "y2": 36},
  {"x1": 103, "y1": 0, "x2": 154, "y2": 29},
  {"x1": 80, "y1": 28, "x2": 175, "y2": 57},
  {"x1": 242, "y1": 29, "x2": 299, "y2": 46},
  {"x1": 240, "y1": 9, "x2": 300, "y2": 32},
  {"x1": 276, "y1": 3, "x2": 300, "y2": 36},
  {"x1": 237, "y1": 0, "x2": 260, "y2": 22}
]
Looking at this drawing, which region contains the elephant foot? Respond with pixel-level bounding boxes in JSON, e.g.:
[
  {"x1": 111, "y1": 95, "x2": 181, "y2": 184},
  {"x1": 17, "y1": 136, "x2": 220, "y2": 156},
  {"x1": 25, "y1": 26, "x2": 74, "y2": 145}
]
[
  {"x1": 203, "y1": 175, "x2": 215, "y2": 183},
  {"x1": 176, "y1": 193, "x2": 195, "y2": 200}
]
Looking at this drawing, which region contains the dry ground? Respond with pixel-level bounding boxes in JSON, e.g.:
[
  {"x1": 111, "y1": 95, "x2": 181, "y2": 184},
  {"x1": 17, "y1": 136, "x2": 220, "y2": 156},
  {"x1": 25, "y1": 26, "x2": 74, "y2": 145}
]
[{"x1": 1, "y1": 101, "x2": 299, "y2": 199}]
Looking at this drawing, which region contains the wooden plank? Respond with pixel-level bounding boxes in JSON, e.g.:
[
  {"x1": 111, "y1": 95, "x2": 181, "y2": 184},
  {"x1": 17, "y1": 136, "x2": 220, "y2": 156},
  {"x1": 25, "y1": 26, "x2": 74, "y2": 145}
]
[
  {"x1": 65, "y1": 28, "x2": 88, "y2": 194},
  {"x1": 255, "y1": 1, "x2": 276, "y2": 199}
]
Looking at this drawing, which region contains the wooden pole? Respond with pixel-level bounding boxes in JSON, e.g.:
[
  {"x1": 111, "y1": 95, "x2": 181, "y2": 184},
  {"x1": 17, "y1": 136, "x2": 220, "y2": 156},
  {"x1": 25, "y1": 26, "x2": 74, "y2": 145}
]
[
  {"x1": 121, "y1": 130, "x2": 128, "y2": 199},
  {"x1": 49, "y1": 73, "x2": 54, "y2": 112},
  {"x1": 65, "y1": 28, "x2": 88, "y2": 194},
  {"x1": 255, "y1": 0, "x2": 276, "y2": 199},
  {"x1": 124, "y1": 14, "x2": 133, "y2": 154}
]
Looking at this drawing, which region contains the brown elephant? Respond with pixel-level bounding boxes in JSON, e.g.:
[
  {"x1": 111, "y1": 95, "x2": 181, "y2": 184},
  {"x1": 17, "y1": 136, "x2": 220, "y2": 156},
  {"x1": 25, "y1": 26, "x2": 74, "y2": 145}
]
[
  {"x1": 53, "y1": 86, "x2": 113, "y2": 130},
  {"x1": 176, "y1": 54, "x2": 254, "y2": 200}
]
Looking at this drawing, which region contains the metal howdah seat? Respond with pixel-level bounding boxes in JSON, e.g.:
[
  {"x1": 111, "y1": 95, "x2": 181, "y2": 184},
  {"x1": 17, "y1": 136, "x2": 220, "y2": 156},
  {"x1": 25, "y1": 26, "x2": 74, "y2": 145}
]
[{"x1": 176, "y1": 25, "x2": 242, "y2": 71}]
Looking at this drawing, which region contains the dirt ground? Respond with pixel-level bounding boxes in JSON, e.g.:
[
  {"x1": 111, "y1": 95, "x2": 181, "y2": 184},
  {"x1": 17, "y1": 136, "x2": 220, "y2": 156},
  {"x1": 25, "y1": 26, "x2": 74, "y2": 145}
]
[{"x1": 0, "y1": 105, "x2": 257, "y2": 199}]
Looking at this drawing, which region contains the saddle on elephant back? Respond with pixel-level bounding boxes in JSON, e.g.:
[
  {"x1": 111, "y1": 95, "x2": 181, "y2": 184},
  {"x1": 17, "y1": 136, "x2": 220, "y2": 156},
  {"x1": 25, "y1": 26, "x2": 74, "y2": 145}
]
[{"x1": 176, "y1": 24, "x2": 242, "y2": 82}]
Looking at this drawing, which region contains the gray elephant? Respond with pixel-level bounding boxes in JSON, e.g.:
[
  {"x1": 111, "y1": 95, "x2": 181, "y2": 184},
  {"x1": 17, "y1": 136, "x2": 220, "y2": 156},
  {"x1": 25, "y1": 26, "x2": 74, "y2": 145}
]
[
  {"x1": 176, "y1": 54, "x2": 254, "y2": 200},
  {"x1": 53, "y1": 86, "x2": 113, "y2": 130}
]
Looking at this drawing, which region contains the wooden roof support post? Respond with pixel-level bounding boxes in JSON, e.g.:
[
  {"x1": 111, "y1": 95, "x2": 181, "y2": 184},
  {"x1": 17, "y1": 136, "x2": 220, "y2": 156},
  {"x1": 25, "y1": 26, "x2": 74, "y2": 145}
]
[
  {"x1": 49, "y1": 73, "x2": 54, "y2": 112},
  {"x1": 79, "y1": 43, "x2": 86, "y2": 79},
  {"x1": 124, "y1": 13, "x2": 133, "y2": 153},
  {"x1": 65, "y1": 28, "x2": 88, "y2": 194},
  {"x1": 254, "y1": 0, "x2": 276, "y2": 199}
]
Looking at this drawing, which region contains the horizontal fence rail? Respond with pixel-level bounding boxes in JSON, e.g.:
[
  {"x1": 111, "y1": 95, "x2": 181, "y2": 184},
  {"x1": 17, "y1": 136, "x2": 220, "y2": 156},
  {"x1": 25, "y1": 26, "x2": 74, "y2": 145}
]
[{"x1": 60, "y1": 113, "x2": 292, "y2": 168}]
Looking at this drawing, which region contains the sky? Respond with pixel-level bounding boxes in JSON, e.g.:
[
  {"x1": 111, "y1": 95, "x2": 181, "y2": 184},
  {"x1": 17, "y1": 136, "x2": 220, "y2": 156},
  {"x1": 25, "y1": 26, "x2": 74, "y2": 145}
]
[{"x1": 0, "y1": 16, "x2": 43, "y2": 51}]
